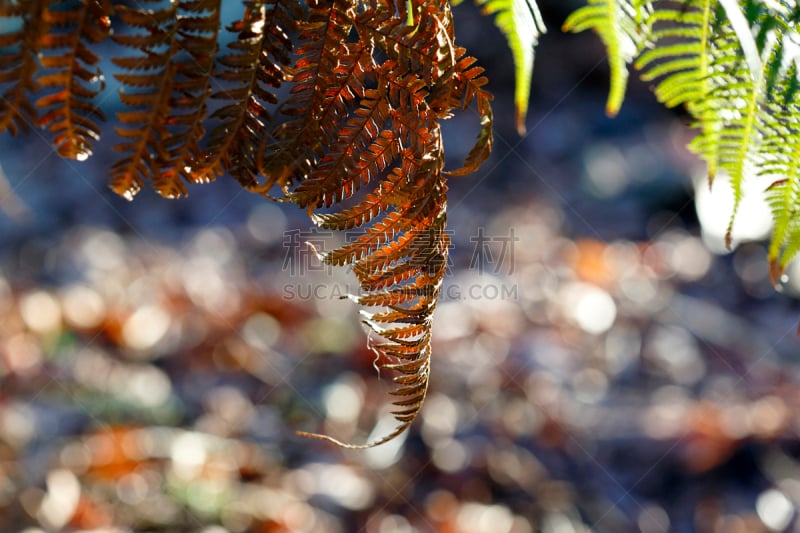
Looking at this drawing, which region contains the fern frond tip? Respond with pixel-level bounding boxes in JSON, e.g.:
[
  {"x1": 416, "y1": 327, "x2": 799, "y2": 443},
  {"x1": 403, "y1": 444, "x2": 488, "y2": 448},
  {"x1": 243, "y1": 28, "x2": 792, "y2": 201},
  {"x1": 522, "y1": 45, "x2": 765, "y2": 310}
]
[{"x1": 296, "y1": 422, "x2": 411, "y2": 449}]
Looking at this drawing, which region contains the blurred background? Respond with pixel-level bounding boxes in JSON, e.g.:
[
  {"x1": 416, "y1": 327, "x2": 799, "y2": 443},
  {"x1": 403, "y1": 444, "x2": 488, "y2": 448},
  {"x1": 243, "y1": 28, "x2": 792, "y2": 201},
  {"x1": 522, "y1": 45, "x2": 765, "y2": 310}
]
[{"x1": 3, "y1": 1, "x2": 800, "y2": 531}]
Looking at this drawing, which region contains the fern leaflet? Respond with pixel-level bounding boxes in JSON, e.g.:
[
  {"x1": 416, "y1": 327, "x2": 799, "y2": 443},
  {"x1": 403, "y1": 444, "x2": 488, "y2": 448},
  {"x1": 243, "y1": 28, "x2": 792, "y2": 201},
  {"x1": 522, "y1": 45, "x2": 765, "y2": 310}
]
[
  {"x1": 563, "y1": 0, "x2": 653, "y2": 116},
  {"x1": 473, "y1": 0, "x2": 544, "y2": 133}
]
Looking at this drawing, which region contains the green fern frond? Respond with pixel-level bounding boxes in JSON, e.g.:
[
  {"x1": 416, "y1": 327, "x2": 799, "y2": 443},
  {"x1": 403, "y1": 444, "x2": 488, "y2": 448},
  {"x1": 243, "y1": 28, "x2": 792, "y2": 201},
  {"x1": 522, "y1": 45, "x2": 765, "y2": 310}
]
[
  {"x1": 683, "y1": 3, "x2": 789, "y2": 249},
  {"x1": 635, "y1": 0, "x2": 730, "y2": 180},
  {"x1": 473, "y1": 0, "x2": 544, "y2": 133},
  {"x1": 635, "y1": 1, "x2": 714, "y2": 107},
  {"x1": 563, "y1": 0, "x2": 653, "y2": 116},
  {"x1": 765, "y1": 176, "x2": 800, "y2": 280},
  {"x1": 760, "y1": 57, "x2": 800, "y2": 279},
  {"x1": 696, "y1": 33, "x2": 770, "y2": 249},
  {"x1": 715, "y1": 71, "x2": 761, "y2": 249}
]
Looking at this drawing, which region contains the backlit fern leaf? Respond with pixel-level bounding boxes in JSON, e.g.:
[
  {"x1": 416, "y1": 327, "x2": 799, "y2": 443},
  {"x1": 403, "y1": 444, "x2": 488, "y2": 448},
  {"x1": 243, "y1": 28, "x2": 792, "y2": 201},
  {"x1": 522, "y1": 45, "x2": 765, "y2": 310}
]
[
  {"x1": 200, "y1": 0, "x2": 302, "y2": 189},
  {"x1": 473, "y1": 0, "x2": 543, "y2": 134},
  {"x1": 766, "y1": 174, "x2": 800, "y2": 280},
  {"x1": 290, "y1": 0, "x2": 492, "y2": 448},
  {"x1": 112, "y1": 0, "x2": 221, "y2": 199},
  {"x1": 0, "y1": 0, "x2": 48, "y2": 135},
  {"x1": 110, "y1": 1, "x2": 180, "y2": 199},
  {"x1": 37, "y1": 0, "x2": 111, "y2": 161},
  {"x1": 287, "y1": 78, "x2": 395, "y2": 209},
  {"x1": 563, "y1": 0, "x2": 653, "y2": 116},
  {"x1": 359, "y1": 0, "x2": 452, "y2": 87},
  {"x1": 442, "y1": 47, "x2": 493, "y2": 176},
  {"x1": 153, "y1": 0, "x2": 221, "y2": 197},
  {"x1": 760, "y1": 53, "x2": 800, "y2": 280},
  {"x1": 0, "y1": 0, "x2": 498, "y2": 447},
  {"x1": 670, "y1": 8, "x2": 760, "y2": 247},
  {"x1": 256, "y1": 0, "x2": 365, "y2": 193},
  {"x1": 676, "y1": 1, "x2": 785, "y2": 249},
  {"x1": 635, "y1": 0, "x2": 724, "y2": 178},
  {"x1": 624, "y1": 1, "x2": 800, "y2": 254}
]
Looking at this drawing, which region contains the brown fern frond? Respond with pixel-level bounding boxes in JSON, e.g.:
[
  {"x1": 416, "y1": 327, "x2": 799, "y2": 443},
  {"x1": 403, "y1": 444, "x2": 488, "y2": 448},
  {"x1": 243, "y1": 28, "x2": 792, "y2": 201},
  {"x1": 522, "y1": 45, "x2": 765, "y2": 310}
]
[
  {"x1": 442, "y1": 49, "x2": 494, "y2": 176},
  {"x1": 200, "y1": 0, "x2": 302, "y2": 188},
  {"x1": 256, "y1": 0, "x2": 367, "y2": 192},
  {"x1": 153, "y1": 0, "x2": 220, "y2": 197},
  {"x1": 297, "y1": 203, "x2": 448, "y2": 448},
  {"x1": 36, "y1": 0, "x2": 112, "y2": 160},
  {"x1": 0, "y1": 0, "x2": 48, "y2": 135},
  {"x1": 323, "y1": 209, "x2": 409, "y2": 266},
  {"x1": 286, "y1": 83, "x2": 394, "y2": 209},
  {"x1": 292, "y1": 0, "x2": 474, "y2": 448},
  {"x1": 110, "y1": 1, "x2": 179, "y2": 199},
  {"x1": 111, "y1": 0, "x2": 222, "y2": 199},
  {"x1": 365, "y1": 322, "x2": 428, "y2": 340},
  {"x1": 357, "y1": 0, "x2": 455, "y2": 86},
  {"x1": 354, "y1": 234, "x2": 437, "y2": 289}
]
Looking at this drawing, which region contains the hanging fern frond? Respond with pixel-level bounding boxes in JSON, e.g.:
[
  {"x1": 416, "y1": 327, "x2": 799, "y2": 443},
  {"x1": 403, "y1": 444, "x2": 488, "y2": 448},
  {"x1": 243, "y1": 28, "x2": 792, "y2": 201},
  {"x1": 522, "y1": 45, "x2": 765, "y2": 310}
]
[
  {"x1": 288, "y1": 0, "x2": 492, "y2": 448},
  {"x1": 152, "y1": 0, "x2": 221, "y2": 197},
  {"x1": 111, "y1": 0, "x2": 222, "y2": 199},
  {"x1": 678, "y1": 2, "x2": 787, "y2": 249},
  {"x1": 8, "y1": 0, "x2": 800, "y2": 451},
  {"x1": 562, "y1": 0, "x2": 800, "y2": 288},
  {"x1": 711, "y1": 44, "x2": 765, "y2": 249},
  {"x1": 110, "y1": 1, "x2": 180, "y2": 199},
  {"x1": 442, "y1": 47, "x2": 493, "y2": 175},
  {"x1": 635, "y1": 0, "x2": 728, "y2": 180},
  {"x1": 759, "y1": 45, "x2": 800, "y2": 280},
  {"x1": 563, "y1": 0, "x2": 653, "y2": 116},
  {"x1": 0, "y1": 0, "x2": 48, "y2": 135},
  {"x1": 254, "y1": 0, "x2": 364, "y2": 193},
  {"x1": 635, "y1": 1, "x2": 715, "y2": 109},
  {"x1": 201, "y1": 0, "x2": 302, "y2": 189},
  {"x1": 473, "y1": 0, "x2": 543, "y2": 134},
  {"x1": 0, "y1": 0, "x2": 501, "y2": 449},
  {"x1": 619, "y1": 1, "x2": 800, "y2": 254},
  {"x1": 36, "y1": 0, "x2": 112, "y2": 161},
  {"x1": 286, "y1": 73, "x2": 394, "y2": 210}
]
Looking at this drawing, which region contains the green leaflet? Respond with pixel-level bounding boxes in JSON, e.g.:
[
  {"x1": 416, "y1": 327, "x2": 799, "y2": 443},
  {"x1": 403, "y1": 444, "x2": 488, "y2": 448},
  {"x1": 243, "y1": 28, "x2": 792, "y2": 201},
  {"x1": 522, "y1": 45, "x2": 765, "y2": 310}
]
[
  {"x1": 472, "y1": 0, "x2": 545, "y2": 134},
  {"x1": 761, "y1": 46, "x2": 800, "y2": 280},
  {"x1": 635, "y1": 0, "x2": 720, "y2": 177},
  {"x1": 709, "y1": 2, "x2": 800, "y2": 272},
  {"x1": 719, "y1": 0, "x2": 762, "y2": 81},
  {"x1": 563, "y1": 0, "x2": 652, "y2": 116},
  {"x1": 677, "y1": 1, "x2": 767, "y2": 232}
]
